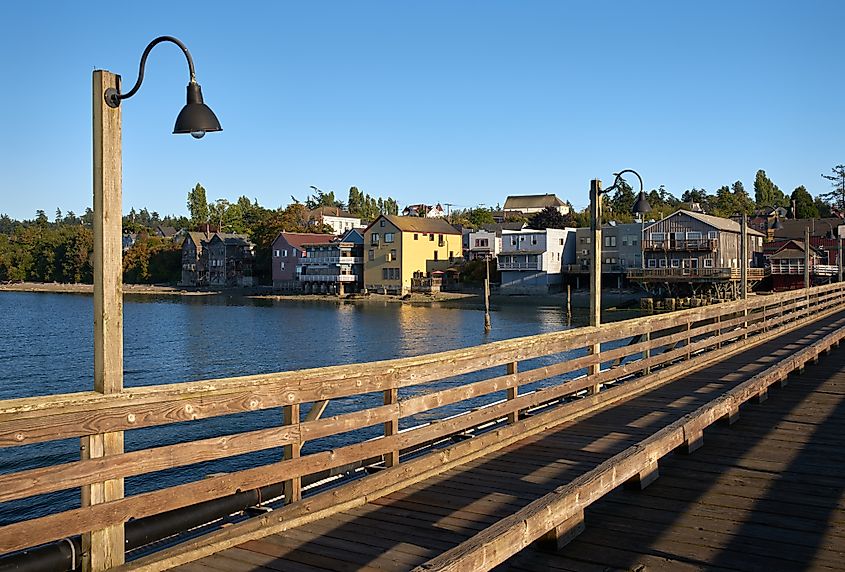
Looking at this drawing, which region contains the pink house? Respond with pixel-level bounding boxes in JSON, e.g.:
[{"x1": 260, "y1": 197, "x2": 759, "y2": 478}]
[{"x1": 271, "y1": 232, "x2": 335, "y2": 289}]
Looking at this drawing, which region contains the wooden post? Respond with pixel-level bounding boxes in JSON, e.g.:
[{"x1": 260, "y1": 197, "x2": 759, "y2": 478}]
[
  {"x1": 507, "y1": 362, "x2": 519, "y2": 424},
  {"x1": 538, "y1": 509, "x2": 585, "y2": 551},
  {"x1": 83, "y1": 69, "x2": 125, "y2": 571},
  {"x1": 740, "y1": 215, "x2": 748, "y2": 339},
  {"x1": 643, "y1": 331, "x2": 651, "y2": 375},
  {"x1": 566, "y1": 284, "x2": 572, "y2": 320},
  {"x1": 839, "y1": 236, "x2": 843, "y2": 283},
  {"x1": 589, "y1": 179, "x2": 602, "y2": 394},
  {"x1": 804, "y1": 227, "x2": 811, "y2": 290},
  {"x1": 384, "y1": 388, "x2": 399, "y2": 467},
  {"x1": 484, "y1": 256, "x2": 492, "y2": 333},
  {"x1": 282, "y1": 404, "x2": 301, "y2": 503}
]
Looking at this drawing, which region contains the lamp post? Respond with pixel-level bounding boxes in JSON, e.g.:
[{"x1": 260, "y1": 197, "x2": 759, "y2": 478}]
[
  {"x1": 588, "y1": 170, "x2": 648, "y2": 394},
  {"x1": 89, "y1": 36, "x2": 220, "y2": 571}
]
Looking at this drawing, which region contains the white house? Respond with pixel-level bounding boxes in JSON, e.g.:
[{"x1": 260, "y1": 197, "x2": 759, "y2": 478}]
[
  {"x1": 498, "y1": 228, "x2": 576, "y2": 294},
  {"x1": 309, "y1": 207, "x2": 361, "y2": 235},
  {"x1": 502, "y1": 194, "x2": 571, "y2": 217}
]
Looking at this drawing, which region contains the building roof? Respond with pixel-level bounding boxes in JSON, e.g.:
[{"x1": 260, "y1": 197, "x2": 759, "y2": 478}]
[
  {"x1": 645, "y1": 210, "x2": 765, "y2": 236},
  {"x1": 772, "y1": 217, "x2": 843, "y2": 240},
  {"x1": 365, "y1": 215, "x2": 461, "y2": 235},
  {"x1": 480, "y1": 222, "x2": 527, "y2": 235},
  {"x1": 503, "y1": 194, "x2": 565, "y2": 210},
  {"x1": 155, "y1": 225, "x2": 177, "y2": 237},
  {"x1": 309, "y1": 206, "x2": 358, "y2": 219},
  {"x1": 274, "y1": 232, "x2": 336, "y2": 250}
]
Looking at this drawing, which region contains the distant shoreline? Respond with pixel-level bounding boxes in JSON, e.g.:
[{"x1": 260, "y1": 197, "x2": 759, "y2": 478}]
[{"x1": 0, "y1": 282, "x2": 217, "y2": 296}]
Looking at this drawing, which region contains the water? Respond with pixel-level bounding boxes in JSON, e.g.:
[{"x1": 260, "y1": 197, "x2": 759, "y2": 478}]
[{"x1": 0, "y1": 291, "x2": 627, "y2": 526}]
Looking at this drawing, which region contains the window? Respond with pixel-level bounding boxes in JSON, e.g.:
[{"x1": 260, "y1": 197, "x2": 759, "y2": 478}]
[
  {"x1": 648, "y1": 259, "x2": 657, "y2": 268},
  {"x1": 273, "y1": 249, "x2": 280, "y2": 257},
  {"x1": 659, "y1": 259, "x2": 667, "y2": 268},
  {"x1": 651, "y1": 232, "x2": 666, "y2": 242},
  {"x1": 382, "y1": 268, "x2": 389, "y2": 280},
  {"x1": 385, "y1": 232, "x2": 395, "y2": 243},
  {"x1": 622, "y1": 236, "x2": 628, "y2": 246},
  {"x1": 686, "y1": 231, "x2": 702, "y2": 240},
  {"x1": 371, "y1": 233, "x2": 380, "y2": 245},
  {"x1": 414, "y1": 233, "x2": 419, "y2": 240},
  {"x1": 391, "y1": 268, "x2": 400, "y2": 280},
  {"x1": 671, "y1": 259, "x2": 680, "y2": 268},
  {"x1": 604, "y1": 236, "x2": 616, "y2": 247},
  {"x1": 704, "y1": 258, "x2": 714, "y2": 268},
  {"x1": 279, "y1": 261, "x2": 285, "y2": 270},
  {"x1": 368, "y1": 249, "x2": 374, "y2": 261},
  {"x1": 380, "y1": 220, "x2": 385, "y2": 227},
  {"x1": 511, "y1": 237, "x2": 517, "y2": 246},
  {"x1": 434, "y1": 251, "x2": 439, "y2": 261},
  {"x1": 390, "y1": 249, "x2": 397, "y2": 261},
  {"x1": 429, "y1": 234, "x2": 435, "y2": 241},
  {"x1": 531, "y1": 236, "x2": 537, "y2": 245},
  {"x1": 449, "y1": 251, "x2": 455, "y2": 262},
  {"x1": 559, "y1": 238, "x2": 564, "y2": 245},
  {"x1": 438, "y1": 234, "x2": 445, "y2": 247},
  {"x1": 708, "y1": 231, "x2": 717, "y2": 239}
]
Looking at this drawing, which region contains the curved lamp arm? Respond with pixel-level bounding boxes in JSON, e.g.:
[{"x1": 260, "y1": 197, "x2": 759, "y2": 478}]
[
  {"x1": 105, "y1": 36, "x2": 197, "y2": 108},
  {"x1": 601, "y1": 168, "x2": 644, "y2": 196}
]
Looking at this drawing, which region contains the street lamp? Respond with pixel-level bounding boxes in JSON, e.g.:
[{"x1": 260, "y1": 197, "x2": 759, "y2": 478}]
[
  {"x1": 587, "y1": 170, "x2": 646, "y2": 395},
  {"x1": 89, "y1": 36, "x2": 220, "y2": 571}
]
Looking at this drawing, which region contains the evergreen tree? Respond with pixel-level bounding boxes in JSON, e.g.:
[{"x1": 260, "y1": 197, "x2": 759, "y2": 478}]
[
  {"x1": 187, "y1": 183, "x2": 210, "y2": 227},
  {"x1": 791, "y1": 186, "x2": 819, "y2": 218},
  {"x1": 753, "y1": 170, "x2": 788, "y2": 208},
  {"x1": 821, "y1": 165, "x2": 845, "y2": 212}
]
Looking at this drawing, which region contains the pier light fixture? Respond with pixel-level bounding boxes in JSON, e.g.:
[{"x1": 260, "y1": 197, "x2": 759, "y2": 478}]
[
  {"x1": 104, "y1": 35, "x2": 222, "y2": 138},
  {"x1": 586, "y1": 168, "x2": 646, "y2": 396},
  {"x1": 88, "y1": 36, "x2": 221, "y2": 570}
]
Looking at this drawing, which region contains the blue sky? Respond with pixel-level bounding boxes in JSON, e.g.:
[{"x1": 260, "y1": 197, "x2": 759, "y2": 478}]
[{"x1": 1, "y1": 1, "x2": 843, "y2": 220}]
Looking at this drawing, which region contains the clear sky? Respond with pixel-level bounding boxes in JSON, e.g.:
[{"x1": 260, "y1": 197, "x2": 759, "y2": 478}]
[{"x1": 1, "y1": 1, "x2": 843, "y2": 220}]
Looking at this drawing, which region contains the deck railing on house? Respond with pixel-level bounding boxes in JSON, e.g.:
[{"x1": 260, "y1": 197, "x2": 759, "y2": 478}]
[
  {"x1": 642, "y1": 238, "x2": 718, "y2": 251},
  {"x1": 628, "y1": 267, "x2": 768, "y2": 280},
  {"x1": 1, "y1": 283, "x2": 844, "y2": 570}
]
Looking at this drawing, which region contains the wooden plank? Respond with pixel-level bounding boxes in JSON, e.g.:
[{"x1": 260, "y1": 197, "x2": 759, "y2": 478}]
[
  {"x1": 283, "y1": 404, "x2": 301, "y2": 504},
  {"x1": 384, "y1": 388, "x2": 399, "y2": 467},
  {"x1": 85, "y1": 68, "x2": 124, "y2": 572}
]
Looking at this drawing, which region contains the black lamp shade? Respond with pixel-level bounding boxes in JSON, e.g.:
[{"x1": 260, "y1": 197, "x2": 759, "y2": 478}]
[
  {"x1": 632, "y1": 191, "x2": 652, "y2": 215},
  {"x1": 173, "y1": 82, "x2": 222, "y2": 135}
]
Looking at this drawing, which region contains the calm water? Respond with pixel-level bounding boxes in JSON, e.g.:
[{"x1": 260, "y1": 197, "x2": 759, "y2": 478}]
[{"x1": 0, "y1": 291, "x2": 628, "y2": 526}]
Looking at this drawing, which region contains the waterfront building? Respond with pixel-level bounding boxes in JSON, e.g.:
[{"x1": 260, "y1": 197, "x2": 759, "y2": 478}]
[
  {"x1": 629, "y1": 210, "x2": 766, "y2": 298},
  {"x1": 363, "y1": 215, "x2": 462, "y2": 295},
  {"x1": 308, "y1": 206, "x2": 361, "y2": 235},
  {"x1": 271, "y1": 232, "x2": 335, "y2": 290},
  {"x1": 180, "y1": 231, "x2": 255, "y2": 287},
  {"x1": 297, "y1": 229, "x2": 364, "y2": 294},
  {"x1": 497, "y1": 227, "x2": 575, "y2": 294},
  {"x1": 764, "y1": 239, "x2": 838, "y2": 291},
  {"x1": 466, "y1": 222, "x2": 527, "y2": 261},
  {"x1": 570, "y1": 222, "x2": 644, "y2": 288},
  {"x1": 502, "y1": 194, "x2": 571, "y2": 218}
]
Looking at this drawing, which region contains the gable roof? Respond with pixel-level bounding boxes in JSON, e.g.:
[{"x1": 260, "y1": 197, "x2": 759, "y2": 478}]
[
  {"x1": 364, "y1": 215, "x2": 461, "y2": 235},
  {"x1": 645, "y1": 210, "x2": 764, "y2": 236},
  {"x1": 274, "y1": 232, "x2": 336, "y2": 250},
  {"x1": 503, "y1": 194, "x2": 565, "y2": 210},
  {"x1": 309, "y1": 206, "x2": 358, "y2": 219},
  {"x1": 773, "y1": 217, "x2": 843, "y2": 240}
]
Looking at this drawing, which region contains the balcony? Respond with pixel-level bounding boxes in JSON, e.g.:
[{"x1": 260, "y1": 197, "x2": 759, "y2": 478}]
[
  {"x1": 298, "y1": 274, "x2": 358, "y2": 282},
  {"x1": 770, "y1": 263, "x2": 838, "y2": 276},
  {"x1": 642, "y1": 238, "x2": 717, "y2": 252},
  {"x1": 627, "y1": 268, "x2": 768, "y2": 281},
  {"x1": 302, "y1": 256, "x2": 363, "y2": 264},
  {"x1": 498, "y1": 261, "x2": 542, "y2": 271}
]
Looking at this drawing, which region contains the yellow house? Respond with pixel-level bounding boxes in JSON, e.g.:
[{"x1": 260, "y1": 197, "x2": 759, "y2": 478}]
[{"x1": 363, "y1": 215, "x2": 462, "y2": 295}]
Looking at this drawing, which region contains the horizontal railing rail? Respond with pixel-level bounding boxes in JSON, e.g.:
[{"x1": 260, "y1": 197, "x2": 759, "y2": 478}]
[{"x1": 1, "y1": 282, "x2": 843, "y2": 567}]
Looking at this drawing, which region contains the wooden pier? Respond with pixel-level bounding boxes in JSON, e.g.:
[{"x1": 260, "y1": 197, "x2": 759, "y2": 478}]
[{"x1": 2, "y1": 283, "x2": 845, "y2": 571}]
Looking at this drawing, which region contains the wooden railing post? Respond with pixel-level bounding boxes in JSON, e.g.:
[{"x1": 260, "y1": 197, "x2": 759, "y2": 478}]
[
  {"x1": 686, "y1": 320, "x2": 691, "y2": 360},
  {"x1": 282, "y1": 404, "x2": 301, "y2": 504},
  {"x1": 507, "y1": 362, "x2": 519, "y2": 424},
  {"x1": 83, "y1": 69, "x2": 125, "y2": 572},
  {"x1": 643, "y1": 331, "x2": 651, "y2": 375},
  {"x1": 384, "y1": 388, "x2": 399, "y2": 467}
]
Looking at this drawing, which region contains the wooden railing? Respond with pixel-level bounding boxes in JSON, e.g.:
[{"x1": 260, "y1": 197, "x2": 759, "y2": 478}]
[
  {"x1": 628, "y1": 267, "x2": 768, "y2": 280},
  {"x1": 1, "y1": 283, "x2": 844, "y2": 570}
]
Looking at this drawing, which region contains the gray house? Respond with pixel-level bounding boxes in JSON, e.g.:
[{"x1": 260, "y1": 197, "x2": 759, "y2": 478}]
[
  {"x1": 629, "y1": 210, "x2": 765, "y2": 298},
  {"x1": 297, "y1": 229, "x2": 365, "y2": 294},
  {"x1": 571, "y1": 222, "x2": 644, "y2": 288},
  {"x1": 180, "y1": 232, "x2": 255, "y2": 287}
]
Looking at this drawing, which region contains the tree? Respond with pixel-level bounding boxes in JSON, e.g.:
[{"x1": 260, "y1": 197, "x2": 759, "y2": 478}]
[
  {"x1": 821, "y1": 165, "x2": 845, "y2": 212},
  {"x1": 608, "y1": 179, "x2": 635, "y2": 221},
  {"x1": 791, "y1": 186, "x2": 819, "y2": 219},
  {"x1": 753, "y1": 170, "x2": 788, "y2": 208},
  {"x1": 712, "y1": 181, "x2": 754, "y2": 217},
  {"x1": 187, "y1": 183, "x2": 210, "y2": 227},
  {"x1": 347, "y1": 187, "x2": 363, "y2": 215},
  {"x1": 35, "y1": 210, "x2": 48, "y2": 226},
  {"x1": 528, "y1": 206, "x2": 567, "y2": 230}
]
